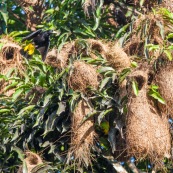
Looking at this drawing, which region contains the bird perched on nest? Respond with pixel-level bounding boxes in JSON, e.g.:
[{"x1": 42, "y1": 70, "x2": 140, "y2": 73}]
[{"x1": 22, "y1": 29, "x2": 56, "y2": 61}]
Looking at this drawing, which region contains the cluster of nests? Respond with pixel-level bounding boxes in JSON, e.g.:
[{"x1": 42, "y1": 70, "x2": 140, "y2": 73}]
[{"x1": 1, "y1": 11, "x2": 173, "y2": 172}]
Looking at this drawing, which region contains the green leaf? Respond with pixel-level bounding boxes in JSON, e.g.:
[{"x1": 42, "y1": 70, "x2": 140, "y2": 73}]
[
  {"x1": 12, "y1": 147, "x2": 25, "y2": 161},
  {"x1": 23, "y1": 160, "x2": 28, "y2": 173},
  {"x1": 12, "y1": 88, "x2": 24, "y2": 100},
  {"x1": 97, "y1": 67, "x2": 115, "y2": 73},
  {"x1": 146, "y1": 44, "x2": 160, "y2": 51},
  {"x1": 164, "y1": 50, "x2": 172, "y2": 60},
  {"x1": 4, "y1": 81, "x2": 18, "y2": 91},
  {"x1": 31, "y1": 164, "x2": 51, "y2": 173},
  {"x1": 115, "y1": 24, "x2": 130, "y2": 38},
  {"x1": 156, "y1": 20, "x2": 165, "y2": 39},
  {"x1": 0, "y1": 109, "x2": 11, "y2": 113},
  {"x1": 149, "y1": 92, "x2": 165, "y2": 104},
  {"x1": 57, "y1": 101, "x2": 66, "y2": 115},
  {"x1": 132, "y1": 80, "x2": 139, "y2": 96},
  {"x1": 45, "y1": 8, "x2": 55, "y2": 14},
  {"x1": 0, "y1": 2, "x2": 8, "y2": 30},
  {"x1": 140, "y1": 0, "x2": 145, "y2": 6},
  {"x1": 131, "y1": 61, "x2": 138, "y2": 68},
  {"x1": 98, "y1": 109, "x2": 113, "y2": 125},
  {"x1": 99, "y1": 77, "x2": 111, "y2": 91},
  {"x1": 0, "y1": 43, "x2": 4, "y2": 51},
  {"x1": 18, "y1": 105, "x2": 35, "y2": 117}
]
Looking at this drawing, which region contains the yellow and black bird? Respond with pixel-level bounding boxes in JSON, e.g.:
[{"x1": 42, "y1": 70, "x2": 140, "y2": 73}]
[{"x1": 22, "y1": 29, "x2": 55, "y2": 61}]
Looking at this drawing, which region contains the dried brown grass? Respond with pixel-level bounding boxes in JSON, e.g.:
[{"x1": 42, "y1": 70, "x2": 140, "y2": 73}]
[
  {"x1": 0, "y1": 37, "x2": 24, "y2": 96},
  {"x1": 18, "y1": 151, "x2": 43, "y2": 173},
  {"x1": 124, "y1": 13, "x2": 165, "y2": 59},
  {"x1": 68, "y1": 61, "x2": 99, "y2": 92},
  {"x1": 67, "y1": 100, "x2": 96, "y2": 168},
  {"x1": 25, "y1": 151, "x2": 43, "y2": 173},
  {"x1": 87, "y1": 39, "x2": 131, "y2": 71},
  {"x1": 155, "y1": 61, "x2": 173, "y2": 118},
  {"x1": 46, "y1": 42, "x2": 75, "y2": 69},
  {"x1": 126, "y1": 69, "x2": 171, "y2": 165}
]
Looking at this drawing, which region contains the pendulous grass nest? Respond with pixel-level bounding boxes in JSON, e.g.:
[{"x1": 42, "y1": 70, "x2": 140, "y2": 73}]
[
  {"x1": 46, "y1": 42, "x2": 75, "y2": 69},
  {"x1": 0, "y1": 37, "x2": 25, "y2": 96},
  {"x1": 67, "y1": 100, "x2": 96, "y2": 169},
  {"x1": 155, "y1": 61, "x2": 173, "y2": 118},
  {"x1": 17, "y1": 151, "x2": 43, "y2": 173},
  {"x1": 68, "y1": 60, "x2": 100, "y2": 92},
  {"x1": 87, "y1": 39, "x2": 131, "y2": 72},
  {"x1": 126, "y1": 69, "x2": 171, "y2": 167}
]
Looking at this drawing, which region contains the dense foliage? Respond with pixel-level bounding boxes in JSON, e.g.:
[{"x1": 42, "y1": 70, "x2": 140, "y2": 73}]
[{"x1": 1, "y1": 0, "x2": 173, "y2": 173}]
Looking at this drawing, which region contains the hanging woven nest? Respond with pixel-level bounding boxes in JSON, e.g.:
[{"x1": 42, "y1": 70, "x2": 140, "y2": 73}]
[
  {"x1": 68, "y1": 60, "x2": 100, "y2": 92},
  {"x1": 124, "y1": 12, "x2": 166, "y2": 59},
  {"x1": 126, "y1": 69, "x2": 171, "y2": 166},
  {"x1": 17, "y1": 151, "x2": 43, "y2": 173},
  {"x1": 155, "y1": 61, "x2": 173, "y2": 117},
  {"x1": 46, "y1": 42, "x2": 75, "y2": 69},
  {"x1": 87, "y1": 39, "x2": 131, "y2": 72},
  {"x1": 0, "y1": 37, "x2": 24, "y2": 96},
  {"x1": 67, "y1": 100, "x2": 96, "y2": 168}
]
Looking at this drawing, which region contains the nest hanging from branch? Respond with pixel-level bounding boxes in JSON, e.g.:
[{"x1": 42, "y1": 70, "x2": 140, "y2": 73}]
[
  {"x1": 17, "y1": 151, "x2": 43, "y2": 173},
  {"x1": 126, "y1": 69, "x2": 171, "y2": 166},
  {"x1": 86, "y1": 39, "x2": 131, "y2": 72},
  {"x1": 68, "y1": 60, "x2": 100, "y2": 92},
  {"x1": 67, "y1": 100, "x2": 96, "y2": 168},
  {"x1": 0, "y1": 37, "x2": 24, "y2": 96},
  {"x1": 46, "y1": 42, "x2": 75, "y2": 69},
  {"x1": 155, "y1": 61, "x2": 173, "y2": 118},
  {"x1": 124, "y1": 12, "x2": 168, "y2": 60}
]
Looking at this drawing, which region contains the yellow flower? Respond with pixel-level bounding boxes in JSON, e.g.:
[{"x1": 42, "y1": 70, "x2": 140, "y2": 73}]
[{"x1": 24, "y1": 43, "x2": 35, "y2": 55}]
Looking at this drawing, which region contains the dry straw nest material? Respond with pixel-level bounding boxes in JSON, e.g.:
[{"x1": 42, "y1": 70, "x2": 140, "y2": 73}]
[
  {"x1": 46, "y1": 42, "x2": 75, "y2": 69},
  {"x1": 155, "y1": 61, "x2": 173, "y2": 117},
  {"x1": 68, "y1": 60, "x2": 99, "y2": 92},
  {"x1": 86, "y1": 39, "x2": 131, "y2": 71},
  {"x1": 0, "y1": 37, "x2": 24, "y2": 96},
  {"x1": 124, "y1": 13, "x2": 165, "y2": 58},
  {"x1": 67, "y1": 100, "x2": 96, "y2": 168},
  {"x1": 18, "y1": 151, "x2": 43, "y2": 173},
  {"x1": 126, "y1": 69, "x2": 171, "y2": 165}
]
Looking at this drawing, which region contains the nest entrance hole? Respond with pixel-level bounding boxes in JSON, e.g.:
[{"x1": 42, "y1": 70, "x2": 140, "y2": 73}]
[{"x1": 3, "y1": 47, "x2": 15, "y2": 60}]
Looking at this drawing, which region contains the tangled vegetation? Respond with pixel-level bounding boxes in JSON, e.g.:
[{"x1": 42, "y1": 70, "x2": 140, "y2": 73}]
[{"x1": 1, "y1": 0, "x2": 173, "y2": 173}]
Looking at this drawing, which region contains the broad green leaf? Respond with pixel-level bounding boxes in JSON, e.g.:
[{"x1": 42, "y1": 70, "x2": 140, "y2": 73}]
[
  {"x1": 12, "y1": 147, "x2": 25, "y2": 161},
  {"x1": 57, "y1": 101, "x2": 66, "y2": 115},
  {"x1": 23, "y1": 160, "x2": 28, "y2": 173},
  {"x1": 149, "y1": 92, "x2": 165, "y2": 104},
  {"x1": 45, "y1": 8, "x2": 55, "y2": 14},
  {"x1": 108, "y1": 127, "x2": 117, "y2": 153},
  {"x1": 4, "y1": 81, "x2": 18, "y2": 91},
  {"x1": 0, "y1": 109, "x2": 11, "y2": 113},
  {"x1": 164, "y1": 50, "x2": 172, "y2": 60},
  {"x1": 99, "y1": 77, "x2": 111, "y2": 91},
  {"x1": 97, "y1": 67, "x2": 115, "y2": 73},
  {"x1": 18, "y1": 105, "x2": 35, "y2": 117},
  {"x1": 98, "y1": 109, "x2": 113, "y2": 125},
  {"x1": 140, "y1": 0, "x2": 145, "y2": 6},
  {"x1": 31, "y1": 163, "x2": 51, "y2": 173},
  {"x1": 146, "y1": 44, "x2": 160, "y2": 51},
  {"x1": 12, "y1": 88, "x2": 23, "y2": 100},
  {"x1": 132, "y1": 80, "x2": 139, "y2": 96}
]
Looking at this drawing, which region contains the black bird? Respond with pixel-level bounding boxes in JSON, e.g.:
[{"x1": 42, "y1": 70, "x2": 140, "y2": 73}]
[
  {"x1": 22, "y1": 29, "x2": 55, "y2": 61},
  {"x1": 114, "y1": 9, "x2": 127, "y2": 26}
]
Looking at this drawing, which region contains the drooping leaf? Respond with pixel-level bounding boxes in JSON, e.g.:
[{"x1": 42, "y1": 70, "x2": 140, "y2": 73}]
[{"x1": 132, "y1": 80, "x2": 139, "y2": 96}]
